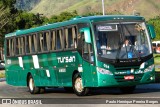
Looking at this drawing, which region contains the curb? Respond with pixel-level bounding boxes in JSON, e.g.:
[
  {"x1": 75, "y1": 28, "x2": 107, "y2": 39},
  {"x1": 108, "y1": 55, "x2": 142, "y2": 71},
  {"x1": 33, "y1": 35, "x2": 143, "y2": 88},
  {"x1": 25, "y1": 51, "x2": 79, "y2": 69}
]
[{"x1": 0, "y1": 78, "x2": 6, "y2": 82}]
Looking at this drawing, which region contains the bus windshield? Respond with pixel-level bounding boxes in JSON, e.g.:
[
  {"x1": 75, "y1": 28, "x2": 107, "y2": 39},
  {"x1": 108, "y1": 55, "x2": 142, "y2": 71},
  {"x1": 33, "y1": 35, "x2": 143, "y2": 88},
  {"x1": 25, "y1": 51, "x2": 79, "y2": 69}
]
[{"x1": 94, "y1": 22, "x2": 152, "y2": 60}]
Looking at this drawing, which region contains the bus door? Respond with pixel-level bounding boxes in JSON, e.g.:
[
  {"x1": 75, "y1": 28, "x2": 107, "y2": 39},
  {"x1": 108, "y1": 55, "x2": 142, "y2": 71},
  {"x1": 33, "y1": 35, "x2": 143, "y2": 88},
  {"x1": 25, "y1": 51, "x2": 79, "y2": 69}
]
[{"x1": 80, "y1": 33, "x2": 95, "y2": 86}]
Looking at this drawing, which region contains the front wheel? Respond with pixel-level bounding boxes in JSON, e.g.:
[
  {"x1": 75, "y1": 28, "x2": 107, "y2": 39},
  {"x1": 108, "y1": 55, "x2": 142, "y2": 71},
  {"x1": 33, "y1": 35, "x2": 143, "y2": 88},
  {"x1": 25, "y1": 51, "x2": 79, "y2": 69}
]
[
  {"x1": 28, "y1": 75, "x2": 39, "y2": 94},
  {"x1": 73, "y1": 73, "x2": 89, "y2": 96},
  {"x1": 120, "y1": 86, "x2": 136, "y2": 94}
]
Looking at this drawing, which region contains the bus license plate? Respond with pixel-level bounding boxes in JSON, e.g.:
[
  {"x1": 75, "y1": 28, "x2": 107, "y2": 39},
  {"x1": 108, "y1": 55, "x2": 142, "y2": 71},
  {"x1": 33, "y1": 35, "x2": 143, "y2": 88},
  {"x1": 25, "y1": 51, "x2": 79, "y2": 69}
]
[{"x1": 124, "y1": 75, "x2": 134, "y2": 80}]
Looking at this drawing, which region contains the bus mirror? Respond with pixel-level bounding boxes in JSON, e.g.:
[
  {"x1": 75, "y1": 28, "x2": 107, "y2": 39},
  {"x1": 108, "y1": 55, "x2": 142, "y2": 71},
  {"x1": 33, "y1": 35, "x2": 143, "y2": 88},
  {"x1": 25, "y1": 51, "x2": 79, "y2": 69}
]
[
  {"x1": 147, "y1": 24, "x2": 156, "y2": 39},
  {"x1": 80, "y1": 27, "x2": 91, "y2": 43}
]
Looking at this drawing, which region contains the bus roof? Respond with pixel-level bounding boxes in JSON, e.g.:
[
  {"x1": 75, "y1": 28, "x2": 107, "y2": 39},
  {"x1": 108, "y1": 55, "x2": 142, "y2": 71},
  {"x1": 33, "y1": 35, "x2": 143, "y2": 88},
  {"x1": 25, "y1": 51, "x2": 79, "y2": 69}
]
[{"x1": 5, "y1": 15, "x2": 145, "y2": 38}]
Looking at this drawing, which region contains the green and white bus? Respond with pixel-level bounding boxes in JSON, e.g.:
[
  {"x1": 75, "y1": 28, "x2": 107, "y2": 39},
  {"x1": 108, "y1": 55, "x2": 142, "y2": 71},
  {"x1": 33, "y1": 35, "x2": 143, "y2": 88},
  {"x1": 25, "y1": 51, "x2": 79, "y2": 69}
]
[{"x1": 4, "y1": 15, "x2": 156, "y2": 96}]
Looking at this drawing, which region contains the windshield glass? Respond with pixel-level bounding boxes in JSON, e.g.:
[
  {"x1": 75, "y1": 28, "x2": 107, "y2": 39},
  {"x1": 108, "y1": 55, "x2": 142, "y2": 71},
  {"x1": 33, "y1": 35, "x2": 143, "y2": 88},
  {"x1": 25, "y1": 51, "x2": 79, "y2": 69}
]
[{"x1": 94, "y1": 22, "x2": 152, "y2": 60}]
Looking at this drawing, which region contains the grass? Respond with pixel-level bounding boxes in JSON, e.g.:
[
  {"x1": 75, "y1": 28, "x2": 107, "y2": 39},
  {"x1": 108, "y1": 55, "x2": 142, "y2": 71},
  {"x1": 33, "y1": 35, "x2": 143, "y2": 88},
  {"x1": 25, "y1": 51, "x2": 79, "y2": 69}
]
[
  {"x1": 154, "y1": 54, "x2": 160, "y2": 64},
  {"x1": 154, "y1": 54, "x2": 160, "y2": 72},
  {"x1": 0, "y1": 72, "x2": 5, "y2": 78}
]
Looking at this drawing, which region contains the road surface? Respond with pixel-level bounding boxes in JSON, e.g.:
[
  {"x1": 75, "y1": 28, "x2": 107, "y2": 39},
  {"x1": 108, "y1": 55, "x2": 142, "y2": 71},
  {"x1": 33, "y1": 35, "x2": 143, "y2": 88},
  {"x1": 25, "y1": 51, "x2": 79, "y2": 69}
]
[
  {"x1": 0, "y1": 81, "x2": 160, "y2": 98},
  {"x1": 1, "y1": 69, "x2": 160, "y2": 106},
  {"x1": 0, "y1": 81, "x2": 160, "y2": 106}
]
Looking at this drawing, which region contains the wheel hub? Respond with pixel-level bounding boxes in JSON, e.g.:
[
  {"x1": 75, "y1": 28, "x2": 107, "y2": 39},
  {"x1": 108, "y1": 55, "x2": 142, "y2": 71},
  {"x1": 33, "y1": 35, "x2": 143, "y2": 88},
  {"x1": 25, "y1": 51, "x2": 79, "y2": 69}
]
[
  {"x1": 29, "y1": 78, "x2": 34, "y2": 91},
  {"x1": 75, "y1": 77, "x2": 83, "y2": 92}
]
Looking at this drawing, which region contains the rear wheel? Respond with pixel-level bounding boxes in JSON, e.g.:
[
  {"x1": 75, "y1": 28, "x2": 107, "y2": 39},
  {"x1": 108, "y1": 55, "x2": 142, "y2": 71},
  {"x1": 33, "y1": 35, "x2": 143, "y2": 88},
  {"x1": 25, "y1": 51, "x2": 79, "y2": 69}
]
[
  {"x1": 73, "y1": 73, "x2": 89, "y2": 96},
  {"x1": 120, "y1": 86, "x2": 136, "y2": 94},
  {"x1": 28, "y1": 75, "x2": 39, "y2": 94}
]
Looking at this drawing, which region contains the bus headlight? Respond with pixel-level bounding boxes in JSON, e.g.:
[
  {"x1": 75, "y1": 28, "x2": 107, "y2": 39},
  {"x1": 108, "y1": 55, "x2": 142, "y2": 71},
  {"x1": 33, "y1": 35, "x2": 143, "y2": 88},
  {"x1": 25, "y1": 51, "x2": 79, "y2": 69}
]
[
  {"x1": 97, "y1": 67, "x2": 113, "y2": 75},
  {"x1": 144, "y1": 64, "x2": 155, "y2": 73}
]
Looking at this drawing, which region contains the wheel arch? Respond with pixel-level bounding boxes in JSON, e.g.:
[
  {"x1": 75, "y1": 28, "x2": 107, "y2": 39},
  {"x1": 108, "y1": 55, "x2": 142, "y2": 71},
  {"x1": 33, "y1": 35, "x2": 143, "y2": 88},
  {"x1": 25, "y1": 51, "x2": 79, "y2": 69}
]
[{"x1": 72, "y1": 70, "x2": 79, "y2": 81}]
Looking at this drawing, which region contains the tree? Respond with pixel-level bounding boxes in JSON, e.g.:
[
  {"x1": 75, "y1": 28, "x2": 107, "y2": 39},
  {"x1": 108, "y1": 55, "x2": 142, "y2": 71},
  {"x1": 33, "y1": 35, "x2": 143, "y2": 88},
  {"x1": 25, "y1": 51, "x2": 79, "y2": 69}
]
[
  {"x1": 48, "y1": 10, "x2": 78, "y2": 23},
  {"x1": 147, "y1": 16, "x2": 160, "y2": 41},
  {"x1": 0, "y1": 0, "x2": 17, "y2": 60}
]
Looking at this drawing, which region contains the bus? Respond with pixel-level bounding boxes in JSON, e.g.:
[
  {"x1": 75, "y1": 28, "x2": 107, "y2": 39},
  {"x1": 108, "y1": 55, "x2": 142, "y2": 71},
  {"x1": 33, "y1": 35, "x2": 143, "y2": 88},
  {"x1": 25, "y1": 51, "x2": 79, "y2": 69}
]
[
  {"x1": 4, "y1": 15, "x2": 156, "y2": 96},
  {"x1": 152, "y1": 41, "x2": 160, "y2": 53}
]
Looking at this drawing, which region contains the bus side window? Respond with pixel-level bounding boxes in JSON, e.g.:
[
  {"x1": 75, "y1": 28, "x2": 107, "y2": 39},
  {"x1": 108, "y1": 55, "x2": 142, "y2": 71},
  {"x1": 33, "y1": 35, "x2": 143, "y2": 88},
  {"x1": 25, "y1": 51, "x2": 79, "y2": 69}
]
[
  {"x1": 72, "y1": 26, "x2": 77, "y2": 48},
  {"x1": 16, "y1": 37, "x2": 25, "y2": 55},
  {"x1": 81, "y1": 33, "x2": 94, "y2": 63},
  {"x1": 43, "y1": 31, "x2": 50, "y2": 51},
  {"x1": 15, "y1": 38, "x2": 19, "y2": 55},
  {"x1": 11, "y1": 38, "x2": 15, "y2": 56},
  {"x1": 28, "y1": 35, "x2": 35, "y2": 53},
  {"x1": 38, "y1": 33, "x2": 43, "y2": 52},
  {"x1": 6, "y1": 39, "x2": 10, "y2": 56},
  {"x1": 83, "y1": 40, "x2": 89, "y2": 60},
  {"x1": 29, "y1": 35, "x2": 34, "y2": 53},
  {"x1": 7, "y1": 39, "x2": 14, "y2": 56},
  {"x1": 38, "y1": 31, "x2": 51, "y2": 52},
  {"x1": 50, "y1": 30, "x2": 56, "y2": 51},
  {"x1": 83, "y1": 40, "x2": 93, "y2": 62},
  {"x1": 56, "y1": 29, "x2": 63, "y2": 50},
  {"x1": 20, "y1": 37, "x2": 25, "y2": 55},
  {"x1": 64, "y1": 26, "x2": 77, "y2": 49},
  {"x1": 32, "y1": 34, "x2": 37, "y2": 53},
  {"x1": 25, "y1": 35, "x2": 30, "y2": 53}
]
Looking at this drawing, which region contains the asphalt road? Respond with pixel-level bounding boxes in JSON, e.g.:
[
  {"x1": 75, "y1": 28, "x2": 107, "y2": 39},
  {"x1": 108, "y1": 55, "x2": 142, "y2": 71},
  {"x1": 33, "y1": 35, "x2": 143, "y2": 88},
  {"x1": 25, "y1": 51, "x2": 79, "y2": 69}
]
[
  {"x1": 0, "y1": 81, "x2": 160, "y2": 98},
  {"x1": 0, "y1": 81, "x2": 160, "y2": 107},
  {"x1": 1, "y1": 69, "x2": 160, "y2": 106}
]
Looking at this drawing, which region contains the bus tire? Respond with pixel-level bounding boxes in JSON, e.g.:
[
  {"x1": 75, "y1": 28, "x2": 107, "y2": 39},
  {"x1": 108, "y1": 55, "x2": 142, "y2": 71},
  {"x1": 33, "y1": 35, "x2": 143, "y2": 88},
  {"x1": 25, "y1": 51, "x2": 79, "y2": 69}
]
[
  {"x1": 120, "y1": 86, "x2": 136, "y2": 94},
  {"x1": 28, "y1": 75, "x2": 39, "y2": 94},
  {"x1": 73, "y1": 73, "x2": 89, "y2": 96}
]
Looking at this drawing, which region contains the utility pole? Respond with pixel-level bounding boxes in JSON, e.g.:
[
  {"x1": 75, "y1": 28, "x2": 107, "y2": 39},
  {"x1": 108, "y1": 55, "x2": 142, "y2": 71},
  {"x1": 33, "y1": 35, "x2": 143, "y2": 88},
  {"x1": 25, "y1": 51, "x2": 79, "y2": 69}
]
[{"x1": 102, "y1": 0, "x2": 105, "y2": 15}]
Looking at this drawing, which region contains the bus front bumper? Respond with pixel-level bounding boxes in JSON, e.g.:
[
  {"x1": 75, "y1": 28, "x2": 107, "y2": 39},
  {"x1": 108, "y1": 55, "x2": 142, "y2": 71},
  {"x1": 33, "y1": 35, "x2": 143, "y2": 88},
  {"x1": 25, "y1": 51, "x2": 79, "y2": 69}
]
[{"x1": 97, "y1": 71, "x2": 155, "y2": 87}]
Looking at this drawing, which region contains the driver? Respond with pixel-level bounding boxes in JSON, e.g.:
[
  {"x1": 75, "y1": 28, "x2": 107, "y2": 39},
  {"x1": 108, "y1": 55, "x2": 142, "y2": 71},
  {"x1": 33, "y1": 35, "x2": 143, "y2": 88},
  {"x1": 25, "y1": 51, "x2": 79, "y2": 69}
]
[{"x1": 123, "y1": 39, "x2": 131, "y2": 47}]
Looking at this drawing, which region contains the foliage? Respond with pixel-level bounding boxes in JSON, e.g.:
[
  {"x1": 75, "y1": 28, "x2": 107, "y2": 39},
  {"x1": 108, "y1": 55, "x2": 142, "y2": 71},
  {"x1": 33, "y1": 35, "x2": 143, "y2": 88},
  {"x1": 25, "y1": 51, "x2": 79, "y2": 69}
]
[
  {"x1": 0, "y1": 1, "x2": 47, "y2": 47},
  {"x1": 0, "y1": 0, "x2": 17, "y2": 47},
  {"x1": 0, "y1": 72, "x2": 5, "y2": 78},
  {"x1": 14, "y1": 11, "x2": 47, "y2": 29},
  {"x1": 47, "y1": 10, "x2": 78, "y2": 23},
  {"x1": 154, "y1": 54, "x2": 160, "y2": 64},
  {"x1": 147, "y1": 16, "x2": 160, "y2": 41}
]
